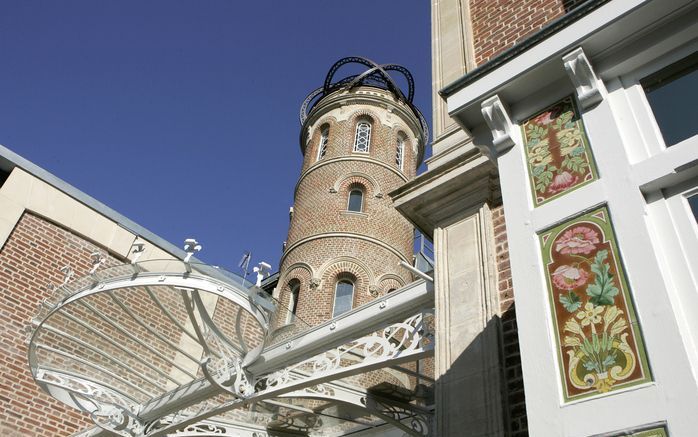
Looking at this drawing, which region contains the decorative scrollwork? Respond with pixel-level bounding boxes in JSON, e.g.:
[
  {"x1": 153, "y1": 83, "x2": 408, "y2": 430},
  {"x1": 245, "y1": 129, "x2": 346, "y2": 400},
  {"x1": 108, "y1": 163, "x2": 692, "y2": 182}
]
[
  {"x1": 374, "y1": 400, "x2": 432, "y2": 436},
  {"x1": 269, "y1": 411, "x2": 323, "y2": 433},
  {"x1": 91, "y1": 403, "x2": 144, "y2": 437},
  {"x1": 177, "y1": 423, "x2": 226, "y2": 434},
  {"x1": 260, "y1": 311, "x2": 434, "y2": 393},
  {"x1": 37, "y1": 369, "x2": 144, "y2": 436}
]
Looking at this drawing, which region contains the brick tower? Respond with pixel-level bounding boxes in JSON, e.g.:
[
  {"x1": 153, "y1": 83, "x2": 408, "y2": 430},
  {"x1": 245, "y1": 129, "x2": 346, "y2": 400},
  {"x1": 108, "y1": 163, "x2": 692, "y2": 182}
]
[{"x1": 275, "y1": 57, "x2": 428, "y2": 326}]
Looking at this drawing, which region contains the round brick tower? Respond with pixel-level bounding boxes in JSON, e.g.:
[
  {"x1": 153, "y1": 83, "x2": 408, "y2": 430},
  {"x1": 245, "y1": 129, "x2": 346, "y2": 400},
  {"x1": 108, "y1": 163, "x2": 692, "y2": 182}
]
[{"x1": 275, "y1": 57, "x2": 428, "y2": 327}]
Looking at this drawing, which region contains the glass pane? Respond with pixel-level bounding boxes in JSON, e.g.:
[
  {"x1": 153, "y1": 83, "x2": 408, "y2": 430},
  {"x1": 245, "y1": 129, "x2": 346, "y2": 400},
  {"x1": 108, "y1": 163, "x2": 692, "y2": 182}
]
[
  {"x1": 289, "y1": 285, "x2": 299, "y2": 315},
  {"x1": 348, "y1": 190, "x2": 363, "y2": 212},
  {"x1": 643, "y1": 53, "x2": 698, "y2": 146},
  {"x1": 333, "y1": 281, "x2": 354, "y2": 317},
  {"x1": 317, "y1": 129, "x2": 329, "y2": 160},
  {"x1": 396, "y1": 139, "x2": 404, "y2": 168},
  {"x1": 354, "y1": 122, "x2": 371, "y2": 153},
  {"x1": 688, "y1": 193, "x2": 698, "y2": 224}
]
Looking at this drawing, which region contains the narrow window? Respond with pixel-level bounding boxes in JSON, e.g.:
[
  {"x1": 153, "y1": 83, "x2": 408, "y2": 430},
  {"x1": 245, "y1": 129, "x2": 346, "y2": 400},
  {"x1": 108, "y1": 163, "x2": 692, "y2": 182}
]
[
  {"x1": 286, "y1": 281, "x2": 300, "y2": 323},
  {"x1": 316, "y1": 127, "x2": 329, "y2": 161},
  {"x1": 688, "y1": 193, "x2": 698, "y2": 224},
  {"x1": 395, "y1": 138, "x2": 405, "y2": 170},
  {"x1": 348, "y1": 189, "x2": 363, "y2": 212},
  {"x1": 333, "y1": 280, "x2": 354, "y2": 317},
  {"x1": 353, "y1": 121, "x2": 371, "y2": 153},
  {"x1": 642, "y1": 52, "x2": 698, "y2": 146}
]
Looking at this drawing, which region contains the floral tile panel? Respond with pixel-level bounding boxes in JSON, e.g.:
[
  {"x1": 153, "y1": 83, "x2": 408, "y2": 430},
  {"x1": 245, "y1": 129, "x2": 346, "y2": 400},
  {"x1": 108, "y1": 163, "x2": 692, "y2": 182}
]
[
  {"x1": 540, "y1": 206, "x2": 651, "y2": 402},
  {"x1": 631, "y1": 427, "x2": 668, "y2": 437},
  {"x1": 523, "y1": 96, "x2": 598, "y2": 207},
  {"x1": 598, "y1": 425, "x2": 669, "y2": 437}
]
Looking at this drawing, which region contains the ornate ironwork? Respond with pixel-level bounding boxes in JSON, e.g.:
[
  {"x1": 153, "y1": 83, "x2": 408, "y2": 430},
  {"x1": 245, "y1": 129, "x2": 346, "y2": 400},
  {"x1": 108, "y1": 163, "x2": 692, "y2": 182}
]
[
  {"x1": 27, "y1": 258, "x2": 435, "y2": 436},
  {"x1": 299, "y1": 56, "x2": 429, "y2": 146},
  {"x1": 259, "y1": 310, "x2": 434, "y2": 394}
]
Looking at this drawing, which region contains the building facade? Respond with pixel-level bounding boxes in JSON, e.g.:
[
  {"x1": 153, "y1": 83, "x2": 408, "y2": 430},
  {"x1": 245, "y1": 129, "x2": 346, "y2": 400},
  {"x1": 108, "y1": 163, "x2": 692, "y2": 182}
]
[
  {"x1": 2, "y1": 0, "x2": 698, "y2": 436},
  {"x1": 395, "y1": 0, "x2": 697, "y2": 436}
]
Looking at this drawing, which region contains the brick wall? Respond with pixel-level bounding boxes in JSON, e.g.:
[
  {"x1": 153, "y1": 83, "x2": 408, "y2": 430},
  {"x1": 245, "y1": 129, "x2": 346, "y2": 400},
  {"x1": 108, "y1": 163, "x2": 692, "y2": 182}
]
[
  {"x1": 0, "y1": 213, "x2": 123, "y2": 436},
  {"x1": 280, "y1": 88, "x2": 424, "y2": 327},
  {"x1": 470, "y1": 0, "x2": 586, "y2": 65},
  {"x1": 492, "y1": 205, "x2": 528, "y2": 436}
]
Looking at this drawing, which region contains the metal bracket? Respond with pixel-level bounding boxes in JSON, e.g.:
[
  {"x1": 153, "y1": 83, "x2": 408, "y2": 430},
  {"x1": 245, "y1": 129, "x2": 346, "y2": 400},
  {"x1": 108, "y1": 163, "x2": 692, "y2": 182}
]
[
  {"x1": 183, "y1": 239, "x2": 202, "y2": 263},
  {"x1": 60, "y1": 265, "x2": 74, "y2": 285},
  {"x1": 130, "y1": 243, "x2": 146, "y2": 264},
  {"x1": 89, "y1": 252, "x2": 106, "y2": 274}
]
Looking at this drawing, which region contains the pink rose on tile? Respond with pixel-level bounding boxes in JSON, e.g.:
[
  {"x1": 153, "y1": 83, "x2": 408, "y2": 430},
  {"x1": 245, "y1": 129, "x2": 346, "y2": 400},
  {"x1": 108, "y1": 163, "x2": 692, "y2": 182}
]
[
  {"x1": 555, "y1": 226, "x2": 599, "y2": 255},
  {"x1": 548, "y1": 171, "x2": 579, "y2": 194},
  {"x1": 533, "y1": 111, "x2": 554, "y2": 125},
  {"x1": 552, "y1": 265, "x2": 589, "y2": 290}
]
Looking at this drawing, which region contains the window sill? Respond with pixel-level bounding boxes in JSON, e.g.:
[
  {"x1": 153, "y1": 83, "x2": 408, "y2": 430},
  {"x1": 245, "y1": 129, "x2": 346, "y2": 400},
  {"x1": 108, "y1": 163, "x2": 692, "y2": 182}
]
[{"x1": 341, "y1": 211, "x2": 369, "y2": 218}]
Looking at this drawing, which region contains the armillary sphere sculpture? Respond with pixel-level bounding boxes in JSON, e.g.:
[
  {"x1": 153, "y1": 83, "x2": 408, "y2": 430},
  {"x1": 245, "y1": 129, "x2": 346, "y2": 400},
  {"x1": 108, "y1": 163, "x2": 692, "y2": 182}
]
[{"x1": 300, "y1": 57, "x2": 429, "y2": 147}]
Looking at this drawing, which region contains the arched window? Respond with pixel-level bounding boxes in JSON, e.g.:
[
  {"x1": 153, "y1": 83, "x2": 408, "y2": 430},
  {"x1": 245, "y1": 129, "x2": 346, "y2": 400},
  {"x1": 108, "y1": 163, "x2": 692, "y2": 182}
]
[
  {"x1": 316, "y1": 127, "x2": 329, "y2": 161},
  {"x1": 395, "y1": 137, "x2": 405, "y2": 170},
  {"x1": 353, "y1": 121, "x2": 371, "y2": 153},
  {"x1": 347, "y1": 188, "x2": 363, "y2": 212},
  {"x1": 289, "y1": 283, "x2": 300, "y2": 316},
  {"x1": 333, "y1": 279, "x2": 354, "y2": 317}
]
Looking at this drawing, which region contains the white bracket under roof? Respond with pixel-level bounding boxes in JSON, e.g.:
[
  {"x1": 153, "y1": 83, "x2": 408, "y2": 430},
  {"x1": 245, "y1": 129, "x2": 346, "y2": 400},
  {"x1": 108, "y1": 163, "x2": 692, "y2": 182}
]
[
  {"x1": 480, "y1": 94, "x2": 516, "y2": 161},
  {"x1": 562, "y1": 47, "x2": 605, "y2": 109}
]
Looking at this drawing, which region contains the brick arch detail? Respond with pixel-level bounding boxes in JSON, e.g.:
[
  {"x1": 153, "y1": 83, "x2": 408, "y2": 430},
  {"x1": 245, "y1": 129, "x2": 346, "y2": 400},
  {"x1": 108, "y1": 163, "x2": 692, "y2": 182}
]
[
  {"x1": 343, "y1": 109, "x2": 380, "y2": 155},
  {"x1": 305, "y1": 116, "x2": 339, "y2": 162},
  {"x1": 377, "y1": 273, "x2": 405, "y2": 295},
  {"x1": 389, "y1": 124, "x2": 418, "y2": 176},
  {"x1": 318, "y1": 257, "x2": 372, "y2": 301},
  {"x1": 276, "y1": 263, "x2": 313, "y2": 302},
  {"x1": 333, "y1": 173, "x2": 381, "y2": 198},
  {"x1": 391, "y1": 124, "x2": 418, "y2": 152}
]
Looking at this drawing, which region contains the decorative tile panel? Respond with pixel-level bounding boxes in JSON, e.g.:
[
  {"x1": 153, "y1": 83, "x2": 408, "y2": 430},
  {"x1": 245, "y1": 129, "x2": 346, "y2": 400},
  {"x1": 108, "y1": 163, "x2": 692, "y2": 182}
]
[
  {"x1": 523, "y1": 96, "x2": 598, "y2": 206},
  {"x1": 631, "y1": 427, "x2": 668, "y2": 437},
  {"x1": 540, "y1": 206, "x2": 651, "y2": 402},
  {"x1": 598, "y1": 425, "x2": 669, "y2": 437}
]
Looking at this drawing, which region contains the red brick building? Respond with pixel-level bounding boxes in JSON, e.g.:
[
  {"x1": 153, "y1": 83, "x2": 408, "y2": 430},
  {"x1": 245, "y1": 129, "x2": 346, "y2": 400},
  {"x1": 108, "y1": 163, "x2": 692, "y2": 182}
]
[{"x1": 5, "y1": 1, "x2": 694, "y2": 436}]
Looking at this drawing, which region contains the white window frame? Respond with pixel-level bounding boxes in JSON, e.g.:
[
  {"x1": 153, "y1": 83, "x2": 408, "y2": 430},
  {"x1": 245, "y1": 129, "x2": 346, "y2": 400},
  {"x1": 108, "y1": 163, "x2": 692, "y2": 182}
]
[
  {"x1": 611, "y1": 43, "x2": 698, "y2": 377},
  {"x1": 286, "y1": 282, "x2": 300, "y2": 324},
  {"x1": 396, "y1": 137, "x2": 405, "y2": 170},
  {"x1": 347, "y1": 188, "x2": 363, "y2": 212},
  {"x1": 332, "y1": 279, "x2": 354, "y2": 318},
  {"x1": 316, "y1": 128, "x2": 329, "y2": 161},
  {"x1": 353, "y1": 122, "x2": 371, "y2": 153},
  {"x1": 616, "y1": 43, "x2": 698, "y2": 163}
]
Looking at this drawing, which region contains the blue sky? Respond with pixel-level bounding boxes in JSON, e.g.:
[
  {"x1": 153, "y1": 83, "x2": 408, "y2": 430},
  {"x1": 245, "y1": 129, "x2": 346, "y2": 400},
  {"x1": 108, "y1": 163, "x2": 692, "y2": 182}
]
[{"x1": 0, "y1": 1, "x2": 431, "y2": 272}]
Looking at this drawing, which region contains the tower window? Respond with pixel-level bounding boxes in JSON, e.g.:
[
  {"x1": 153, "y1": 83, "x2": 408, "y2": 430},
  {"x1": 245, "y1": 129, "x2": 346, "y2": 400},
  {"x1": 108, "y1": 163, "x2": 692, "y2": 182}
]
[
  {"x1": 333, "y1": 279, "x2": 354, "y2": 317},
  {"x1": 286, "y1": 281, "x2": 300, "y2": 323},
  {"x1": 396, "y1": 138, "x2": 405, "y2": 170},
  {"x1": 353, "y1": 121, "x2": 371, "y2": 153},
  {"x1": 347, "y1": 188, "x2": 363, "y2": 212},
  {"x1": 317, "y1": 127, "x2": 329, "y2": 161}
]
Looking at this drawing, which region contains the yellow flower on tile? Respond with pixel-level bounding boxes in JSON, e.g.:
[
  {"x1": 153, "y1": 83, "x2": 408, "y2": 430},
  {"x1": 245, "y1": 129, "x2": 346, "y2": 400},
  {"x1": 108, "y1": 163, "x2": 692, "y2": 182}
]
[{"x1": 576, "y1": 302, "x2": 603, "y2": 327}]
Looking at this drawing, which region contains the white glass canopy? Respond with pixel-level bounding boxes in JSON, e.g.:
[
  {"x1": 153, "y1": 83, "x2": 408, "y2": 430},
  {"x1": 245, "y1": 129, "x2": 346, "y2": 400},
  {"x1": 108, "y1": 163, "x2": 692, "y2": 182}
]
[{"x1": 26, "y1": 259, "x2": 434, "y2": 436}]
